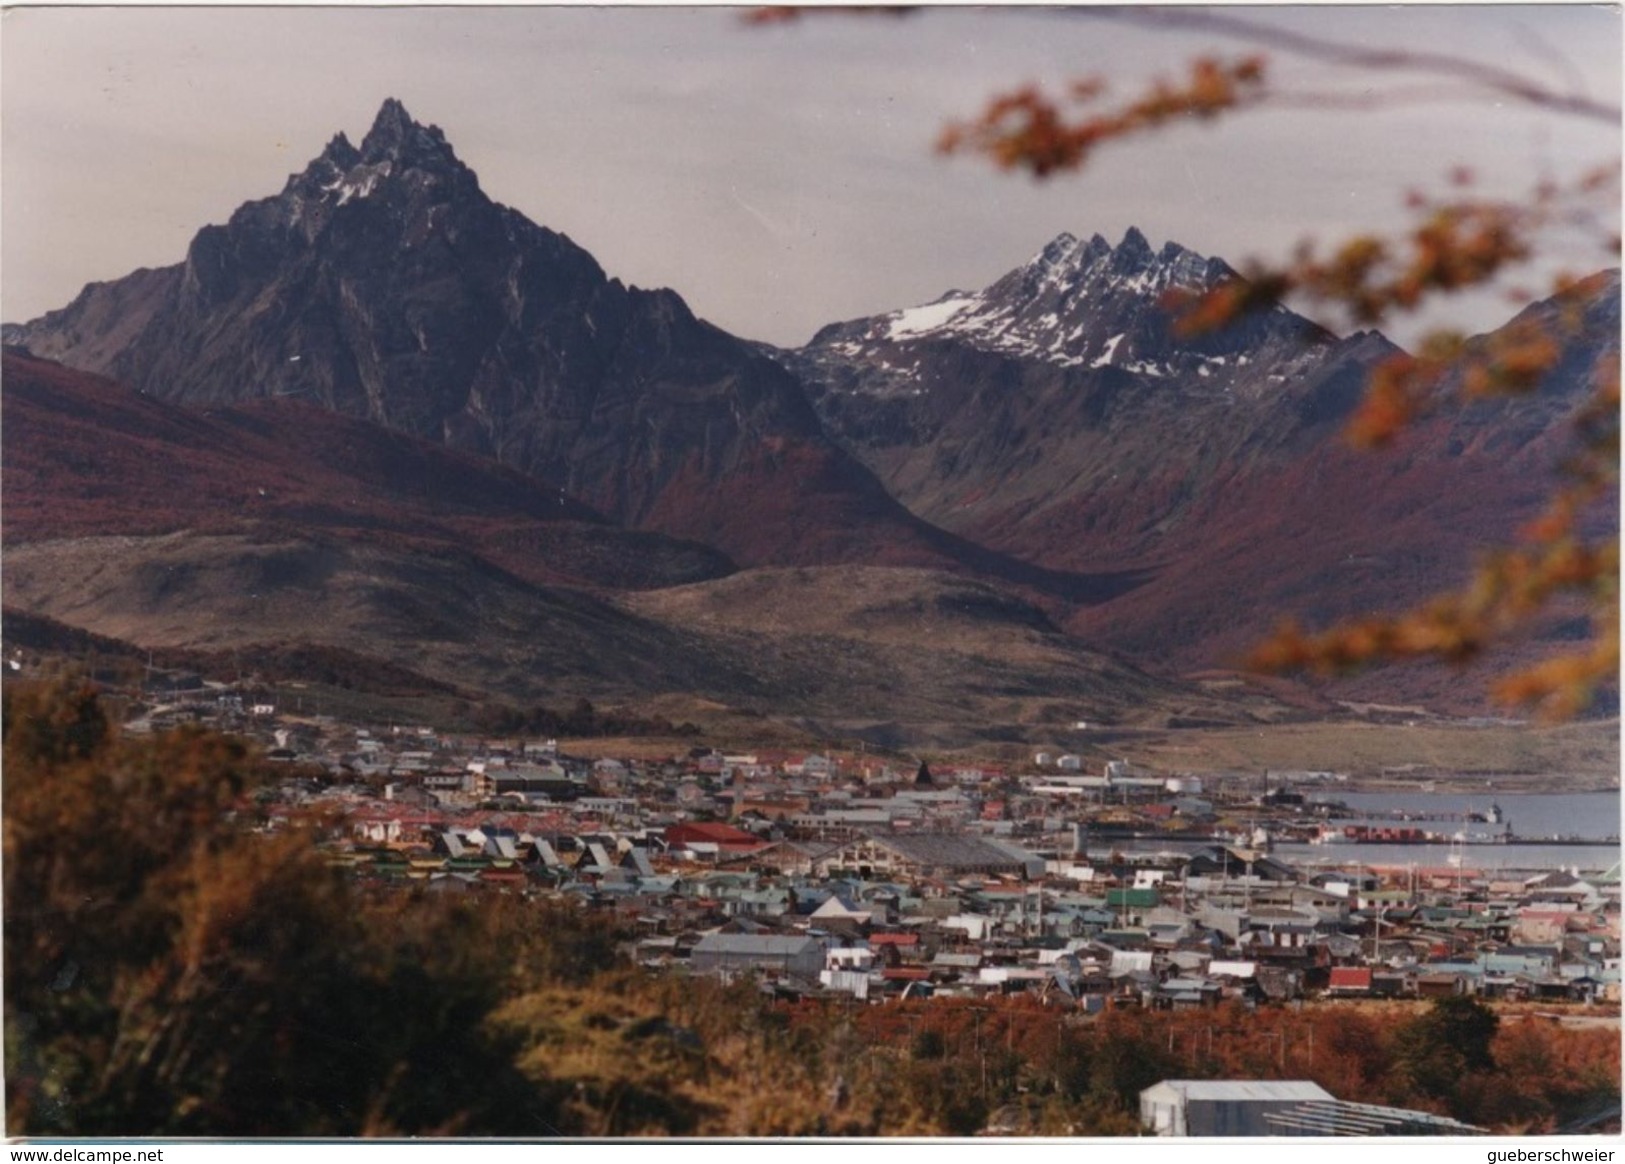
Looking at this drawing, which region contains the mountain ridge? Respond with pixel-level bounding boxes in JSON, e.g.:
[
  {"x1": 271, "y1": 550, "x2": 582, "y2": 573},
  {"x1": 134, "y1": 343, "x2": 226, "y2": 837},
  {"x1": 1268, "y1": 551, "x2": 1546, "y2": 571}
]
[
  {"x1": 7, "y1": 100, "x2": 1152, "y2": 600},
  {"x1": 7, "y1": 99, "x2": 1617, "y2": 718},
  {"x1": 777, "y1": 234, "x2": 1618, "y2": 708},
  {"x1": 775, "y1": 226, "x2": 1401, "y2": 561}
]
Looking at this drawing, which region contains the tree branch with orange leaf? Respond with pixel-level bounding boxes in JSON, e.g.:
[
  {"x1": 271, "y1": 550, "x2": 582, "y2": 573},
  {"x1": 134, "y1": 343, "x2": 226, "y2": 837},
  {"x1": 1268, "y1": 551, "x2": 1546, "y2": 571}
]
[
  {"x1": 751, "y1": 5, "x2": 1619, "y2": 718},
  {"x1": 929, "y1": 19, "x2": 1620, "y2": 720}
]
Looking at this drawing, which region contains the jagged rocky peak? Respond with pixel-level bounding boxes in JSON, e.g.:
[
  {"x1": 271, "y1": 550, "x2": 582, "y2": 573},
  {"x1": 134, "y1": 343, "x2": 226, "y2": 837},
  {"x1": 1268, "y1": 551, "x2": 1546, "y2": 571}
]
[
  {"x1": 278, "y1": 99, "x2": 471, "y2": 212},
  {"x1": 1110, "y1": 224, "x2": 1154, "y2": 268},
  {"x1": 320, "y1": 131, "x2": 360, "y2": 170},
  {"x1": 369, "y1": 96, "x2": 417, "y2": 141},
  {"x1": 1010, "y1": 227, "x2": 1219, "y2": 297},
  {"x1": 991, "y1": 226, "x2": 1227, "y2": 313},
  {"x1": 1093, "y1": 227, "x2": 1221, "y2": 291},
  {"x1": 800, "y1": 224, "x2": 1326, "y2": 378},
  {"x1": 1022, "y1": 231, "x2": 1110, "y2": 286},
  {"x1": 359, "y1": 97, "x2": 459, "y2": 168},
  {"x1": 1031, "y1": 231, "x2": 1082, "y2": 271},
  {"x1": 1039, "y1": 231, "x2": 1079, "y2": 259}
]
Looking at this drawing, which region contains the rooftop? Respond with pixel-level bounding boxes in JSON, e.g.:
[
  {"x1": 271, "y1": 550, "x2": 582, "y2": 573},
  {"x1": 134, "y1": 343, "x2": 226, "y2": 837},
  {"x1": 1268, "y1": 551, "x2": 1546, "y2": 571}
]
[{"x1": 1144, "y1": 1080, "x2": 1333, "y2": 1104}]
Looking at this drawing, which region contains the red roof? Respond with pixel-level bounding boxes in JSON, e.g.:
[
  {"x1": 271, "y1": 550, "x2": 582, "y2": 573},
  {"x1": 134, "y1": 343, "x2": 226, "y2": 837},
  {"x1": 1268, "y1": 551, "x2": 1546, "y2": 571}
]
[
  {"x1": 665, "y1": 821, "x2": 760, "y2": 846},
  {"x1": 1328, "y1": 967, "x2": 1373, "y2": 989},
  {"x1": 869, "y1": 932, "x2": 921, "y2": 947}
]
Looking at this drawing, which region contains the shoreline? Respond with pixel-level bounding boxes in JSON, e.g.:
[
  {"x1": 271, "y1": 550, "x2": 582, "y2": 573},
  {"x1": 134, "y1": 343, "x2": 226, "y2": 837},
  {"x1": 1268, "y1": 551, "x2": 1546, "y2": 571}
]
[{"x1": 1337, "y1": 778, "x2": 1621, "y2": 795}]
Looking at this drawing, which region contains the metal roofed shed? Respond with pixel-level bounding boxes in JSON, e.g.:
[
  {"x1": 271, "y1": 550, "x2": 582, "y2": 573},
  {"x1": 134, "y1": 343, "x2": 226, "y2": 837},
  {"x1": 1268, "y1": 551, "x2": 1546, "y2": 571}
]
[
  {"x1": 689, "y1": 932, "x2": 828, "y2": 980},
  {"x1": 813, "y1": 833, "x2": 1042, "y2": 879},
  {"x1": 1141, "y1": 1080, "x2": 1333, "y2": 1136}
]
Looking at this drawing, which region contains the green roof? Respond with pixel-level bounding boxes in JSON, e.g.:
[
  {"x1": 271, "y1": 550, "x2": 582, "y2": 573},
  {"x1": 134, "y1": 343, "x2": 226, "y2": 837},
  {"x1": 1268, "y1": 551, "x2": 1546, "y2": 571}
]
[{"x1": 1105, "y1": 888, "x2": 1160, "y2": 908}]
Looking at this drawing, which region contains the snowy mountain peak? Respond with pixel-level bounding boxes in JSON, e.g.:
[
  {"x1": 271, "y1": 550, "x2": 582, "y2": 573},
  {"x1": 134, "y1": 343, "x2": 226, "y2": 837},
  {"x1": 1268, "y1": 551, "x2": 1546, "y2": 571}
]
[
  {"x1": 806, "y1": 227, "x2": 1331, "y2": 382},
  {"x1": 1016, "y1": 228, "x2": 1214, "y2": 299},
  {"x1": 1024, "y1": 231, "x2": 1110, "y2": 281}
]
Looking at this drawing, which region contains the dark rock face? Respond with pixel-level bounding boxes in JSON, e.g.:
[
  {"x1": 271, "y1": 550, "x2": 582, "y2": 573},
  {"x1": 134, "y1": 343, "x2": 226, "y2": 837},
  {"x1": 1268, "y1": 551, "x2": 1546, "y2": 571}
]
[{"x1": 6, "y1": 100, "x2": 945, "y2": 570}]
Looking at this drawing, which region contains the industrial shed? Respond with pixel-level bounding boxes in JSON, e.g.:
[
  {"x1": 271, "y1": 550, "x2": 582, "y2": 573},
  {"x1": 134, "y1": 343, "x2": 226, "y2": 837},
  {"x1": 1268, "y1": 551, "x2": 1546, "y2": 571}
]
[
  {"x1": 1141, "y1": 1080, "x2": 1333, "y2": 1136},
  {"x1": 1141, "y1": 1080, "x2": 1485, "y2": 1136},
  {"x1": 811, "y1": 834, "x2": 1043, "y2": 879},
  {"x1": 689, "y1": 933, "x2": 827, "y2": 981}
]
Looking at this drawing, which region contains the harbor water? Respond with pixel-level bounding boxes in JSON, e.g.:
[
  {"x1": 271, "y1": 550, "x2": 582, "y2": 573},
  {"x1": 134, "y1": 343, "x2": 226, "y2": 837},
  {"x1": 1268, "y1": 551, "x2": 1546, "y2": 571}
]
[
  {"x1": 1284, "y1": 788, "x2": 1621, "y2": 873},
  {"x1": 1303, "y1": 789, "x2": 1620, "y2": 841},
  {"x1": 1086, "y1": 789, "x2": 1621, "y2": 874}
]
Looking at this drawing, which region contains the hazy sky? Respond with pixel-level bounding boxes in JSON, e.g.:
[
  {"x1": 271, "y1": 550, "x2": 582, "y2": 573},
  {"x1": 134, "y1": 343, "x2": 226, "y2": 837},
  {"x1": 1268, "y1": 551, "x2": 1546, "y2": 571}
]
[{"x1": 3, "y1": 5, "x2": 1620, "y2": 347}]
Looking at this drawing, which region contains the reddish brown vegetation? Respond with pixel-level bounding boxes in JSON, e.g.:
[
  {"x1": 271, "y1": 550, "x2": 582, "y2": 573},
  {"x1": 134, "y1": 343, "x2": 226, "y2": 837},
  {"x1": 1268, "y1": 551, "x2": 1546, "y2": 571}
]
[
  {"x1": 0, "y1": 348, "x2": 731, "y2": 592},
  {"x1": 783, "y1": 994, "x2": 1619, "y2": 1134}
]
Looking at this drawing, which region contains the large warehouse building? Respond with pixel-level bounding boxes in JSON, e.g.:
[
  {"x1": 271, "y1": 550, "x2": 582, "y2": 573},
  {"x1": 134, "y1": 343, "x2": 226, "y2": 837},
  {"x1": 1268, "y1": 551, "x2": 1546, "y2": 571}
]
[
  {"x1": 1141, "y1": 1080, "x2": 1333, "y2": 1136},
  {"x1": 1141, "y1": 1079, "x2": 1485, "y2": 1136}
]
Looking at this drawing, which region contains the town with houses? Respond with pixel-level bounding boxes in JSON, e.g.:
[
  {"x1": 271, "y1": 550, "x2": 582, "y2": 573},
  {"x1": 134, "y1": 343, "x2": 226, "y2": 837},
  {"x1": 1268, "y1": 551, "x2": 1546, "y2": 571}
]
[{"x1": 134, "y1": 686, "x2": 1622, "y2": 1029}]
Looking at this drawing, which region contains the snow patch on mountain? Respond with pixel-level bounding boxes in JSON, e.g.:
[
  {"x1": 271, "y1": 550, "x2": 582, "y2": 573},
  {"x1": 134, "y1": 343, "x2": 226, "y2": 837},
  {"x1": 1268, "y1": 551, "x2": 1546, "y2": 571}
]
[
  {"x1": 788, "y1": 225, "x2": 1343, "y2": 415},
  {"x1": 321, "y1": 161, "x2": 392, "y2": 206},
  {"x1": 888, "y1": 295, "x2": 976, "y2": 339},
  {"x1": 1091, "y1": 333, "x2": 1124, "y2": 369}
]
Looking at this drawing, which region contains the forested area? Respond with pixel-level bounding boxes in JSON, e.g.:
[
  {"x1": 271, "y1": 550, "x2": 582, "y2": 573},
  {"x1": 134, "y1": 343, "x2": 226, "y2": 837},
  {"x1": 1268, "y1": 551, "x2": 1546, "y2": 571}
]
[{"x1": 4, "y1": 675, "x2": 1616, "y2": 1136}]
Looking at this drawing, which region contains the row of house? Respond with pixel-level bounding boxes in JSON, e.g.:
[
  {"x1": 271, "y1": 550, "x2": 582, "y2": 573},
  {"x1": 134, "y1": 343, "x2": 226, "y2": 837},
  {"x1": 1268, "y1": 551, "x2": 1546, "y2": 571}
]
[{"x1": 222, "y1": 707, "x2": 1621, "y2": 1013}]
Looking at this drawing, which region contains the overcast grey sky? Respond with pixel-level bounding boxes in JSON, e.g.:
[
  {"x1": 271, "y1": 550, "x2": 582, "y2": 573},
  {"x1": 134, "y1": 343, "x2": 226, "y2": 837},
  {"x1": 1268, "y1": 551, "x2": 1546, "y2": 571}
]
[{"x1": 3, "y1": 5, "x2": 1619, "y2": 347}]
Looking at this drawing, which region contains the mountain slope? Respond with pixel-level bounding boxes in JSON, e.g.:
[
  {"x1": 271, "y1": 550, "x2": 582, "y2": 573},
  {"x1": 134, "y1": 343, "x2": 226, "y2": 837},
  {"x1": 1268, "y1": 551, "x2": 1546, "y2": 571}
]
[
  {"x1": 1, "y1": 347, "x2": 733, "y2": 591},
  {"x1": 4, "y1": 100, "x2": 1079, "y2": 582},
  {"x1": 1056, "y1": 269, "x2": 1622, "y2": 676},
  {"x1": 3, "y1": 350, "x2": 1234, "y2": 741},
  {"x1": 778, "y1": 228, "x2": 1397, "y2": 555},
  {"x1": 779, "y1": 234, "x2": 1619, "y2": 704}
]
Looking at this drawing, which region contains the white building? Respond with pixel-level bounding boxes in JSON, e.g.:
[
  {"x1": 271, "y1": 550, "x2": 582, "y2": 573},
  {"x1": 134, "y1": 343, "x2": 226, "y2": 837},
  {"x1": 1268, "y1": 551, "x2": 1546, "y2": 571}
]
[
  {"x1": 690, "y1": 933, "x2": 827, "y2": 981},
  {"x1": 1141, "y1": 1080, "x2": 1333, "y2": 1136}
]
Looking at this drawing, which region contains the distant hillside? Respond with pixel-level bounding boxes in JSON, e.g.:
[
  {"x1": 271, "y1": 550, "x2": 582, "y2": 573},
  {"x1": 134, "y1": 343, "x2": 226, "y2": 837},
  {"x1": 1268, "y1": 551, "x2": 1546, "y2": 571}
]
[{"x1": 4, "y1": 528, "x2": 1284, "y2": 748}]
